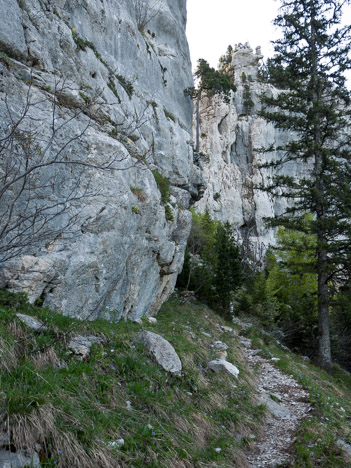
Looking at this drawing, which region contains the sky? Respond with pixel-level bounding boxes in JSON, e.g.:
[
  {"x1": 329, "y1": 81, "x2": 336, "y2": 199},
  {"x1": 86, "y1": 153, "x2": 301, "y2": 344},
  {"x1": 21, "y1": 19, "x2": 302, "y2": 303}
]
[{"x1": 186, "y1": 0, "x2": 351, "y2": 72}]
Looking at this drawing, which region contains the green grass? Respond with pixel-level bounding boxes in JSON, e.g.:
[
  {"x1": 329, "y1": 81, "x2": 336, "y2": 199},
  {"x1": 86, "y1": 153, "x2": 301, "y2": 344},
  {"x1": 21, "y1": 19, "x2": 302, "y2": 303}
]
[
  {"x1": 3, "y1": 289, "x2": 351, "y2": 466},
  {"x1": 0, "y1": 290, "x2": 264, "y2": 467}
]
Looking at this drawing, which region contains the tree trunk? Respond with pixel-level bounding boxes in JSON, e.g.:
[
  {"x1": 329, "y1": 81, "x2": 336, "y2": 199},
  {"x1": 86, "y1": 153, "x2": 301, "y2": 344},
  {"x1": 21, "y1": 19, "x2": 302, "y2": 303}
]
[
  {"x1": 317, "y1": 244, "x2": 332, "y2": 369},
  {"x1": 311, "y1": 12, "x2": 332, "y2": 370},
  {"x1": 195, "y1": 88, "x2": 202, "y2": 153}
]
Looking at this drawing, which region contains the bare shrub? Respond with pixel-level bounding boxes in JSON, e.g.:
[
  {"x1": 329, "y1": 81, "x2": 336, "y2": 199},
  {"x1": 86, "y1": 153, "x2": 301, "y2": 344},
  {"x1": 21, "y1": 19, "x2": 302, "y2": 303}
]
[
  {"x1": 0, "y1": 75, "x2": 148, "y2": 266},
  {"x1": 134, "y1": 0, "x2": 162, "y2": 32}
]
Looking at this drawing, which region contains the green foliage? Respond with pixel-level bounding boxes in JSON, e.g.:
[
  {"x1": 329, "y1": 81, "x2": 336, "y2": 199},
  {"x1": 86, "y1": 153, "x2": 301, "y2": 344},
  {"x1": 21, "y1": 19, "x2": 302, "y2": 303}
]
[
  {"x1": 218, "y1": 45, "x2": 234, "y2": 76},
  {"x1": 151, "y1": 170, "x2": 174, "y2": 222},
  {"x1": 152, "y1": 170, "x2": 170, "y2": 205},
  {"x1": 130, "y1": 186, "x2": 147, "y2": 202},
  {"x1": 259, "y1": 0, "x2": 351, "y2": 368},
  {"x1": 0, "y1": 51, "x2": 12, "y2": 68},
  {"x1": 194, "y1": 59, "x2": 236, "y2": 103},
  {"x1": 163, "y1": 108, "x2": 176, "y2": 122},
  {"x1": 79, "y1": 91, "x2": 91, "y2": 104},
  {"x1": 72, "y1": 31, "x2": 94, "y2": 52},
  {"x1": 243, "y1": 83, "x2": 254, "y2": 115},
  {"x1": 131, "y1": 205, "x2": 140, "y2": 214},
  {"x1": 116, "y1": 74, "x2": 134, "y2": 99},
  {"x1": 107, "y1": 80, "x2": 121, "y2": 103},
  {"x1": 164, "y1": 205, "x2": 174, "y2": 223},
  {"x1": 236, "y1": 217, "x2": 319, "y2": 354},
  {"x1": 177, "y1": 209, "x2": 242, "y2": 316},
  {"x1": 214, "y1": 222, "x2": 242, "y2": 314}
]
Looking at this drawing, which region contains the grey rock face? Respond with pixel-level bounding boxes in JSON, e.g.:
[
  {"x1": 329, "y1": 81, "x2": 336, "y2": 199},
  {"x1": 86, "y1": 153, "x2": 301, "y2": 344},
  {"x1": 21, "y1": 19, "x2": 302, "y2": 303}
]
[
  {"x1": 0, "y1": 433, "x2": 10, "y2": 447},
  {"x1": 0, "y1": 0, "x2": 203, "y2": 320},
  {"x1": 194, "y1": 44, "x2": 311, "y2": 257},
  {"x1": 137, "y1": 330, "x2": 182, "y2": 374},
  {"x1": 0, "y1": 449, "x2": 40, "y2": 468}
]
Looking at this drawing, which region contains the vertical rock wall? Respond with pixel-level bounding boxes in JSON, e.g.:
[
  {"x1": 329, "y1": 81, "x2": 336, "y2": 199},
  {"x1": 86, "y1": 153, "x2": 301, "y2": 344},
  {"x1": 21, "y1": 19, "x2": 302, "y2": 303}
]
[
  {"x1": 0, "y1": 0, "x2": 203, "y2": 320},
  {"x1": 194, "y1": 45, "x2": 310, "y2": 258}
]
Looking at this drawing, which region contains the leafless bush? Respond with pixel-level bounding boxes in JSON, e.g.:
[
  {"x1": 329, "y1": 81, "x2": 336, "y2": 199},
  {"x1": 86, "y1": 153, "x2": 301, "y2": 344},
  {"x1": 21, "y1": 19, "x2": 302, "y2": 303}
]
[
  {"x1": 0, "y1": 76, "x2": 147, "y2": 265},
  {"x1": 134, "y1": 0, "x2": 163, "y2": 32}
]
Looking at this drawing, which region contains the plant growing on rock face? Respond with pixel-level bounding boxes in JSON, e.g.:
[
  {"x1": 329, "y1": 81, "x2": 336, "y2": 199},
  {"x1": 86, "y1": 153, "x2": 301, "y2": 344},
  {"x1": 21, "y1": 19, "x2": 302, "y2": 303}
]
[
  {"x1": 218, "y1": 45, "x2": 235, "y2": 77},
  {"x1": 243, "y1": 83, "x2": 254, "y2": 115},
  {"x1": 134, "y1": 0, "x2": 162, "y2": 33},
  {"x1": 152, "y1": 170, "x2": 170, "y2": 205},
  {"x1": 185, "y1": 59, "x2": 236, "y2": 153}
]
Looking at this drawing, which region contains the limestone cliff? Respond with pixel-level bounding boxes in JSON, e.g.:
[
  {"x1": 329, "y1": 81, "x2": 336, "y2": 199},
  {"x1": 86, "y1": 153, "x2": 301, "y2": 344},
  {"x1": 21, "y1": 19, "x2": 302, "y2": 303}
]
[
  {"x1": 0, "y1": 0, "x2": 203, "y2": 320},
  {"x1": 194, "y1": 45, "x2": 311, "y2": 259}
]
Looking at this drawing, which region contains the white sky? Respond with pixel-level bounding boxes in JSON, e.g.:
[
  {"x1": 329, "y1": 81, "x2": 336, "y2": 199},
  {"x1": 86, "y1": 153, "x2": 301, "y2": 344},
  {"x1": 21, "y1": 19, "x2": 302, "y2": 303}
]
[{"x1": 186, "y1": 0, "x2": 351, "y2": 71}]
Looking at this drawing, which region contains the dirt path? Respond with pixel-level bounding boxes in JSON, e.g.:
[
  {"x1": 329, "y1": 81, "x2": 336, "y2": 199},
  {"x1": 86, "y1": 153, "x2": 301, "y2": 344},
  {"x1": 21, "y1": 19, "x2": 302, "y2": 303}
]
[{"x1": 235, "y1": 322, "x2": 312, "y2": 467}]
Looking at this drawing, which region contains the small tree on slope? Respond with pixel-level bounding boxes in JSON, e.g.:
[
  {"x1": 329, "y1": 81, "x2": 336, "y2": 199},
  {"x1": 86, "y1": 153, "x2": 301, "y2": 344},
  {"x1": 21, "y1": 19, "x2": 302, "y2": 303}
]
[{"x1": 260, "y1": 0, "x2": 351, "y2": 369}]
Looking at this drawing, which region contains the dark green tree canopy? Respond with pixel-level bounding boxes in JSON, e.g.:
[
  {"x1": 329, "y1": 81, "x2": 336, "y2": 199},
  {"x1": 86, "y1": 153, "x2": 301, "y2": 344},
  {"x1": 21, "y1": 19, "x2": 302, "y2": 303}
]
[
  {"x1": 260, "y1": 0, "x2": 351, "y2": 369},
  {"x1": 185, "y1": 59, "x2": 236, "y2": 103}
]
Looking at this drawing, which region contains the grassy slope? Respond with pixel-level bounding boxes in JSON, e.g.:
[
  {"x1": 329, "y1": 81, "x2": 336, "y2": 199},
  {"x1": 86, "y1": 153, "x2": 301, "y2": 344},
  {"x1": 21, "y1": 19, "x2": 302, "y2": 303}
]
[{"x1": 0, "y1": 290, "x2": 351, "y2": 467}]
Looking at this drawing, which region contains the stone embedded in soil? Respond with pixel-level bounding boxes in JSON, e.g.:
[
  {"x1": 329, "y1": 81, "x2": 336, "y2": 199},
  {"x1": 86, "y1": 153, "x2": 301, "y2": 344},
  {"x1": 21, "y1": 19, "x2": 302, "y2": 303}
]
[
  {"x1": 16, "y1": 313, "x2": 47, "y2": 332},
  {"x1": 208, "y1": 359, "x2": 239, "y2": 378},
  {"x1": 336, "y1": 440, "x2": 351, "y2": 462},
  {"x1": 212, "y1": 341, "x2": 229, "y2": 350},
  {"x1": 216, "y1": 324, "x2": 236, "y2": 334},
  {"x1": 147, "y1": 317, "x2": 157, "y2": 324},
  {"x1": 68, "y1": 335, "x2": 105, "y2": 359},
  {"x1": 137, "y1": 331, "x2": 182, "y2": 374},
  {"x1": 259, "y1": 394, "x2": 292, "y2": 420}
]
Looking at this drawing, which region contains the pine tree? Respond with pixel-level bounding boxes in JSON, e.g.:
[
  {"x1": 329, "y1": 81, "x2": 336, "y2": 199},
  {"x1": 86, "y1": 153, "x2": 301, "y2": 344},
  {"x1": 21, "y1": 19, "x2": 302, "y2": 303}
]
[
  {"x1": 214, "y1": 222, "x2": 242, "y2": 315},
  {"x1": 260, "y1": 0, "x2": 351, "y2": 369}
]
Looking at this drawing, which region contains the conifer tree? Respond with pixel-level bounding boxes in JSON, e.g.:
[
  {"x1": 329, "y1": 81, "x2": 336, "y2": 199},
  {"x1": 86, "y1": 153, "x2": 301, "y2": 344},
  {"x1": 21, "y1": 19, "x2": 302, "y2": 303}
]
[
  {"x1": 214, "y1": 222, "x2": 242, "y2": 315},
  {"x1": 261, "y1": 0, "x2": 351, "y2": 369}
]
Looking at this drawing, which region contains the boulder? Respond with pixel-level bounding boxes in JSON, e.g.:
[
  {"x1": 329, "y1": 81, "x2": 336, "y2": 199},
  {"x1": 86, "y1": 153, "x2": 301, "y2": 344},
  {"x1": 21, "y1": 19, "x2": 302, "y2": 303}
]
[
  {"x1": 208, "y1": 359, "x2": 239, "y2": 378},
  {"x1": 147, "y1": 317, "x2": 157, "y2": 324},
  {"x1": 137, "y1": 331, "x2": 182, "y2": 374}
]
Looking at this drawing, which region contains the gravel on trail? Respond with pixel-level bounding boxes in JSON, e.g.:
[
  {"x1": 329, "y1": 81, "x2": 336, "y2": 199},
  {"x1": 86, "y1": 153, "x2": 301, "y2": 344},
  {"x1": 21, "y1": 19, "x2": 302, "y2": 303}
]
[{"x1": 234, "y1": 318, "x2": 312, "y2": 467}]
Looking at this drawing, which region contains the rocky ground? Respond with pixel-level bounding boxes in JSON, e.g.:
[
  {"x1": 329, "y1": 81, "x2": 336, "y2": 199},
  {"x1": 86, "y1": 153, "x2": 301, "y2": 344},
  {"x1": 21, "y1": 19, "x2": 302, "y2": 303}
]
[{"x1": 234, "y1": 318, "x2": 312, "y2": 467}]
